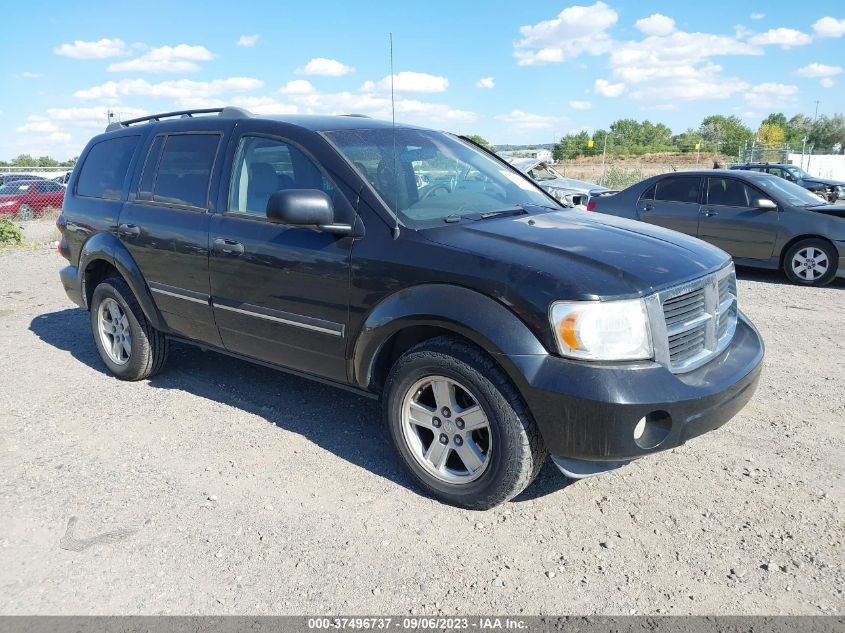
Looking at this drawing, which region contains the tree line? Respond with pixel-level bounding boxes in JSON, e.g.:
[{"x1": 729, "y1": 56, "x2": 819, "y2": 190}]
[
  {"x1": 551, "y1": 112, "x2": 845, "y2": 161},
  {"x1": 0, "y1": 154, "x2": 77, "y2": 168}
]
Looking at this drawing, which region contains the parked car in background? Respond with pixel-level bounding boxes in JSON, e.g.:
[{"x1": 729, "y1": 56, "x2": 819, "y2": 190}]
[
  {"x1": 56, "y1": 107, "x2": 763, "y2": 509},
  {"x1": 730, "y1": 162, "x2": 845, "y2": 203},
  {"x1": 52, "y1": 171, "x2": 72, "y2": 184},
  {"x1": 589, "y1": 170, "x2": 845, "y2": 286},
  {"x1": 0, "y1": 179, "x2": 66, "y2": 220},
  {"x1": 0, "y1": 173, "x2": 49, "y2": 187},
  {"x1": 505, "y1": 157, "x2": 614, "y2": 208}
]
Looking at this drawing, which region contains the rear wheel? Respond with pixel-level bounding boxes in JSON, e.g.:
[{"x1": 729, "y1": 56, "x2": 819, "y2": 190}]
[
  {"x1": 90, "y1": 277, "x2": 169, "y2": 380},
  {"x1": 783, "y1": 238, "x2": 838, "y2": 286},
  {"x1": 383, "y1": 337, "x2": 546, "y2": 510},
  {"x1": 16, "y1": 204, "x2": 34, "y2": 221}
]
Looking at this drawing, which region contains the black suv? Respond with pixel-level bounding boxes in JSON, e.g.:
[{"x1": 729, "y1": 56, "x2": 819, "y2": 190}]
[
  {"x1": 57, "y1": 108, "x2": 764, "y2": 509},
  {"x1": 730, "y1": 162, "x2": 845, "y2": 203}
]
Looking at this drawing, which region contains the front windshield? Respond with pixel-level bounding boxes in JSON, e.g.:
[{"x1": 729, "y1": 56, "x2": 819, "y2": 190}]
[
  {"x1": 528, "y1": 164, "x2": 560, "y2": 181},
  {"x1": 325, "y1": 128, "x2": 555, "y2": 225},
  {"x1": 752, "y1": 175, "x2": 827, "y2": 206},
  {"x1": 785, "y1": 166, "x2": 810, "y2": 180}
]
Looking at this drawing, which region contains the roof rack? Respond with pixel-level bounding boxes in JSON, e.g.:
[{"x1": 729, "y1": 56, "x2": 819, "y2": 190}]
[{"x1": 105, "y1": 107, "x2": 251, "y2": 132}]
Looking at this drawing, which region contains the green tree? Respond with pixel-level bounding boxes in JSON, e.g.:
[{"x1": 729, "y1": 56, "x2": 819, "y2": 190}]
[
  {"x1": 553, "y1": 130, "x2": 590, "y2": 160},
  {"x1": 465, "y1": 134, "x2": 494, "y2": 151},
  {"x1": 698, "y1": 115, "x2": 753, "y2": 157},
  {"x1": 757, "y1": 122, "x2": 785, "y2": 145},
  {"x1": 761, "y1": 112, "x2": 788, "y2": 129},
  {"x1": 785, "y1": 114, "x2": 812, "y2": 147},
  {"x1": 809, "y1": 114, "x2": 845, "y2": 151}
]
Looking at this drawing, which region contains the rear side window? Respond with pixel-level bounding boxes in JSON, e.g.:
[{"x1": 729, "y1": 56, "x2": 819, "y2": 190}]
[
  {"x1": 153, "y1": 134, "x2": 220, "y2": 209},
  {"x1": 76, "y1": 136, "x2": 140, "y2": 200},
  {"x1": 654, "y1": 177, "x2": 701, "y2": 204}
]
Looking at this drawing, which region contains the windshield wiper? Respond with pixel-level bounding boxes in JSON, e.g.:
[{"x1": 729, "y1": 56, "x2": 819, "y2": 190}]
[{"x1": 478, "y1": 207, "x2": 529, "y2": 219}]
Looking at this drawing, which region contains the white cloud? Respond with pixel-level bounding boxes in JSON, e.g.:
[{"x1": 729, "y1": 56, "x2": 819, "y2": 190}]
[
  {"x1": 19, "y1": 71, "x2": 43, "y2": 79},
  {"x1": 796, "y1": 63, "x2": 842, "y2": 77},
  {"x1": 594, "y1": 78, "x2": 625, "y2": 97},
  {"x1": 54, "y1": 38, "x2": 127, "y2": 59},
  {"x1": 813, "y1": 16, "x2": 845, "y2": 38},
  {"x1": 494, "y1": 109, "x2": 565, "y2": 129},
  {"x1": 296, "y1": 57, "x2": 355, "y2": 76},
  {"x1": 475, "y1": 77, "x2": 495, "y2": 89},
  {"x1": 744, "y1": 83, "x2": 799, "y2": 109},
  {"x1": 360, "y1": 72, "x2": 449, "y2": 94},
  {"x1": 106, "y1": 44, "x2": 214, "y2": 73},
  {"x1": 821, "y1": 77, "x2": 835, "y2": 88},
  {"x1": 74, "y1": 77, "x2": 263, "y2": 104},
  {"x1": 569, "y1": 100, "x2": 592, "y2": 110},
  {"x1": 280, "y1": 79, "x2": 315, "y2": 94},
  {"x1": 750, "y1": 13, "x2": 765, "y2": 20},
  {"x1": 237, "y1": 34, "x2": 260, "y2": 47},
  {"x1": 513, "y1": 1, "x2": 618, "y2": 65},
  {"x1": 46, "y1": 106, "x2": 149, "y2": 127},
  {"x1": 748, "y1": 28, "x2": 812, "y2": 48},
  {"x1": 635, "y1": 14, "x2": 676, "y2": 37},
  {"x1": 640, "y1": 103, "x2": 677, "y2": 111}
]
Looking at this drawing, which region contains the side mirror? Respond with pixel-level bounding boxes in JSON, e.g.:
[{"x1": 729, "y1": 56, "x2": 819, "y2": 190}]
[
  {"x1": 754, "y1": 198, "x2": 777, "y2": 210},
  {"x1": 266, "y1": 189, "x2": 352, "y2": 235}
]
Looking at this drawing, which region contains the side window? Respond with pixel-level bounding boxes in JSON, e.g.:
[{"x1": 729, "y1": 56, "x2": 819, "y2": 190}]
[
  {"x1": 153, "y1": 134, "x2": 220, "y2": 209},
  {"x1": 228, "y1": 136, "x2": 335, "y2": 217},
  {"x1": 138, "y1": 135, "x2": 164, "y2": 200},
  {"x1": 654, "y1": 177, "x2": 701, "y2": 204},
  {"x1": 76, "y1": 136, "x2": 140, "y2": 200},
  {"x1": 44, "y1": 183, "x2": 63, "y2": 192},
  {"x1": 707, "y1": 178, "x2": 754, "y2": 207},
  {"x1": 639, "y1": 184, "x2": 655, "y2": 201}
]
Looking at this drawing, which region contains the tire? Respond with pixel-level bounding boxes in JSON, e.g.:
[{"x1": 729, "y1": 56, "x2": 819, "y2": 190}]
[
  {"x1": 383, "y1": 336, "x2": 547, "y2": 510},
  {"x1": 90, "y1": 276, "x2": 169, "y2": 381},
  {"x1": 16, "y1": 204, "x2": 34, "y2": 221},
  {"x1": 783, "y1": 238, "x2": 838, "y2": 287}
]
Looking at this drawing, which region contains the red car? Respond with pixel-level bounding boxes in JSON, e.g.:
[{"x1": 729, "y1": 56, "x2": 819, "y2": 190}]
[{"x1": 0, "y1": 179, "x2": 65, "y2": 220}]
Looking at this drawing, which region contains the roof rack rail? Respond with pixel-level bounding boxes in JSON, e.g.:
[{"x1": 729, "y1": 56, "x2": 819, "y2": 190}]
[{"x1": 105, "y1": 106, "x2": 251, "y2": 132}]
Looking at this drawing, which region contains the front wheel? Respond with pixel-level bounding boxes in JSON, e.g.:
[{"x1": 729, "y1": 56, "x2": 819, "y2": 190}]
[
  {"x1": 783, "y1": 239, "x2": 838, "y2": 286},
  {"x1": 90, "y1": 277, "x2": 169, "y2": 380},
  {"x1": 16, "y1": 204, "x2": 34, "y2": 221},
  {"x1": 383, "y1": 337, "x2": 546, "y2": 510}
]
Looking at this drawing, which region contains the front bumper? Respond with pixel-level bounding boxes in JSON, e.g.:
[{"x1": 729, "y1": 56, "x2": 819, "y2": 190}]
[{"x1": 509, "y1": 311, "x2": 763, "y2": 463}]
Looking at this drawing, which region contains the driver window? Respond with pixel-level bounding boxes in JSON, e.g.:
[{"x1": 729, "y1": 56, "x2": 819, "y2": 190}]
[{"x1": 228, "y1": 136, "x2": 335, "y2": 216}]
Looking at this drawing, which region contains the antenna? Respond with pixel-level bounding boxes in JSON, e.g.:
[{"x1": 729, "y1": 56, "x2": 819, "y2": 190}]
[{"x1": 390, "y1": 33, "x2": 400, "y2": 239}]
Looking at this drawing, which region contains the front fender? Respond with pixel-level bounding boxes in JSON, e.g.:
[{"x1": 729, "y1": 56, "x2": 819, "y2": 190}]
[
  {"x1": 79, "y1": 232, "x2": 167, "y2": 332},
  {"x1": 352, "y1": 284, "x2": 548, "y2": 390}
]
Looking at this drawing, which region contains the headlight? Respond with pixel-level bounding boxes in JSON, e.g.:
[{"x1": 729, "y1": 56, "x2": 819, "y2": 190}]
[
  {"x1": 547, "y1": 187, "x2": 574, "y2": 206},
  {"x1": 0, "y1": 200, "x2": 15, "y2": 208},
  {"x1": 549, "y1": 299, "x2": 652, "y2": 361}
]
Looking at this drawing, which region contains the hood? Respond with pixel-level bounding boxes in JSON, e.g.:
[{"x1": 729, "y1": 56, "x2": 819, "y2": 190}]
[
  {"x1": 422, "y1": 210, "x2": 730, "y2": 300},
  {"x1": 540, "y1": 177, "x2": 610, "y2": 195},
  {"x1": 804, "y1": 203, "x2": 845, "y2": 217},
  {"x1": 801, "y1": 176, "x2": 845, "y2": 187}
]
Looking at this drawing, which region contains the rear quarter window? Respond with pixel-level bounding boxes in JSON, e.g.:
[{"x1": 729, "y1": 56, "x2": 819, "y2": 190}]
[{"x1": 76, "y1": 135, "x2": 140, "y2": 200}]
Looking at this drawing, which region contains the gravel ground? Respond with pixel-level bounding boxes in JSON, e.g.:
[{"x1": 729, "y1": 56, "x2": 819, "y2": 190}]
[{"x1": 0, "y1": 241, "x2": 843, "y2": 616}]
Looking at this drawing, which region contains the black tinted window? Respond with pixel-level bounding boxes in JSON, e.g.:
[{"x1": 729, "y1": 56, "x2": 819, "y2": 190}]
[
  {"x1": 138, "y1": 135, "x2": 164, "y2": 199},
  {"x1": 655, "y1": 177, "x2": 700, "y2": 204},
  {"x1": 640, "y1": 184, "x2": 655, "y2": 201},
  {"x1": 76, "y1": 136, "x2": 139, "y2": 200},
  {"x1": 707, "y1": 178, "x2": 756, "y2": 207},
  {"x1": 153, "y1": 134, "x2": 220, "y2": 208}
]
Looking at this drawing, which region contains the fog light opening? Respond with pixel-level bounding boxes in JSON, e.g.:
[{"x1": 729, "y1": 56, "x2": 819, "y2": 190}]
[{"x1": 634, "y1": 410, "x2": 672, "y2": 450}]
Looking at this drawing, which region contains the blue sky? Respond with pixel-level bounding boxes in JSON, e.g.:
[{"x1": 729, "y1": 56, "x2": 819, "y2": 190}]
[{"x1": 2, "y1": 0, "x2": 844, "y2": 160}]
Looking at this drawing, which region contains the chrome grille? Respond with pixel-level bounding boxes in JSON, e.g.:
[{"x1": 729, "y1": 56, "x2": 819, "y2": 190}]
[{"x1": 649, "y1": 264, "x2": 738, "y2": 373}]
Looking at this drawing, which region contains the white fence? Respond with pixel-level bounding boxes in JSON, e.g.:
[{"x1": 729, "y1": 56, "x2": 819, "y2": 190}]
[{"x1": 787, "y1": 153, "x2": 845, "y2": 181}]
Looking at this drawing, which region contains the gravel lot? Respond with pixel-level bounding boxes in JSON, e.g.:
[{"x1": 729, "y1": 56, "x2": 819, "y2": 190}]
[{"x1": 1, "y1": 237, "x2": 843, "y2": 616}]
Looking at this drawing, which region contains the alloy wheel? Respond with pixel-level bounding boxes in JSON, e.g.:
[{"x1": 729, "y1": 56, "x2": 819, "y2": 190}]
[
  {"x1": 791, "y1": 246, "x2": 829, "y2": 282},
  {"x1": 97, "y1": 298, "x2": 132, "y2": 365}
]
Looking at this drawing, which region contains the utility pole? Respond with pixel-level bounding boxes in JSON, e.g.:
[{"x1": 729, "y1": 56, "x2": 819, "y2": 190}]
[
  {"x1": 801, "y1": 136, "x2": 807, "y2": 169},
  {"x1": 813, "y1": 100, "x2": 820, "y2": 120},
  {"x1": 599, "y1": 133, "x2": 609, "y2": 186}
]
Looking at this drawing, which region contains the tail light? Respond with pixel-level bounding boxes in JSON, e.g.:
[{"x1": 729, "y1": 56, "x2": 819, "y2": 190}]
[{"x1": 586, "y1": 199, "x2": 597, "y2": 211}]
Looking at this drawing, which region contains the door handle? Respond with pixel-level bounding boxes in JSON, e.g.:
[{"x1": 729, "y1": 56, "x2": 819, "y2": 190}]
[
  {"x1": 213, "y1": 238, "x2": 244, "y2": 255},
  {"x1": 640, "y1": 203, "x2": 653, "y2": 212},
  {"x1": 701, "y1": 209, "x2": 719, "y2": 217},
  {"x1": 118, "y1": 223, "x2": 140, "y2": 237}
]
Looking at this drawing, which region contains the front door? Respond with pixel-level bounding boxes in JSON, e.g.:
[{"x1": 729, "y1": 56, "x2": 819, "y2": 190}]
[
  {"x1": 697, "y1": 176, "x2": 780, "y2": 260},
  {"x1": 637, "y1": 175, "x2": 702, "y2": 236},
  {"x1": 208, "y1": 133, "x2": 354, "y2": 383}
]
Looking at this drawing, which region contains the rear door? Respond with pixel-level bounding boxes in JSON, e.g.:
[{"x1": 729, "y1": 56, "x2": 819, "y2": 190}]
[
  {"x1": 118, "y1": 129, "x2": 226, "y2": 346},
  {"x1": 208, "y1": 127, "x2": 355, "y2": 382},
  {"x1": 637, "y1": 175, "x2": 702, "y2": 235},
  {"x1": 698, "y1": 176, "x2": 779, "y2": 260}
]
